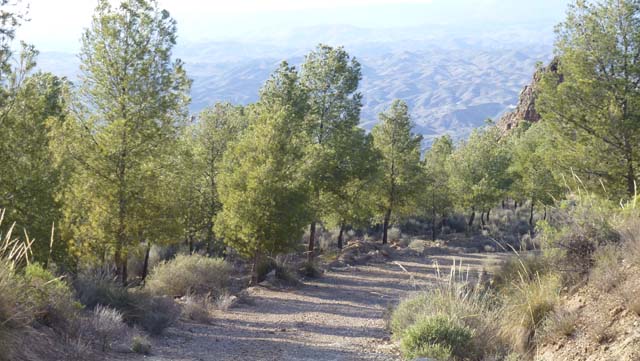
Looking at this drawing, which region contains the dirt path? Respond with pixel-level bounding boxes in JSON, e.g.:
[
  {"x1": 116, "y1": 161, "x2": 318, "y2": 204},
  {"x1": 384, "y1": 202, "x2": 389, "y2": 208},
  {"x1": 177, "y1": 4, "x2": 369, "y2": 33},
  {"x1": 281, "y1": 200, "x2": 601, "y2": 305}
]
[{"x1": 121, "y1": 252, "x2": 507, "y2": 361}]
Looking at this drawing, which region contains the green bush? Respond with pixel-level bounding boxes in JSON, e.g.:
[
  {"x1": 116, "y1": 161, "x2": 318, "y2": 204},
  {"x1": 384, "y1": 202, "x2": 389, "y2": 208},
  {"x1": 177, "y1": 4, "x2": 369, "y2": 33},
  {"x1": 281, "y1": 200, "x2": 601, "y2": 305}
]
[
  {"x1": 400, "y1": 316, "x2": 473, "y2": 360},
  {"x1": 145, "y1": 254, "x2": 230, "y2": 297},
  {"x1": 390, "y1": 293, "x2": 430, "y2": 336},
  {"x1": 391, "y1": 278, "x2": 503, "y2": 358},
  {"x1": 24, "y1": 263, "x2": 80, "y2": 330}
]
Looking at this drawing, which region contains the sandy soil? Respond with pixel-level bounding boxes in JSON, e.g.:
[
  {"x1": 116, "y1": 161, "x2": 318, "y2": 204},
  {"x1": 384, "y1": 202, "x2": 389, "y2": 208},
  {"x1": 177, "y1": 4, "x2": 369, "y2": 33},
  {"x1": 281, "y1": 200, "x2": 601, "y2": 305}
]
[{"x1": 114, "y1": 251, "x2": 507, "y2": 361}]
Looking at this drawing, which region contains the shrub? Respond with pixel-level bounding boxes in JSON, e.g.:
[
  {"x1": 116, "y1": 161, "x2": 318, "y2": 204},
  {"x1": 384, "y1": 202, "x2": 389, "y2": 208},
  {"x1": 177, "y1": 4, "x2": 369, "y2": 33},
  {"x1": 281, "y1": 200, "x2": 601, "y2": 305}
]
[
  {"x1": 538, "y1": 194, "x2": 620, "y2": 284},
  {"x1": 181, "y1": 294, "x2": 213, "y2": 323},
  {"x1": 618, "y1": 214, "x2": 640, "y2": 266},
  {"x1": 590, "y1": 244, "x2": 624, "y2": 292},
  {"x1": 131, "y1": 334, "x2": 151, "y2": 355},
  {"x1": 0, "y1": 261, "x2": 31, "y2": 330},
  {"x1": 145, "y1": 254, "x2": 230, "y2": 297},
  {"x1": 298, "y1": 260, "x2": 321, "y2": 278},
  {"x1": 92, "y1": 305, "x2": 126, "y2": 351},
  {"x1": 536, "y1": 309, "x2": 577, "y2": 344},
  {"x1": 75, "y1": 271, "x2": 178, "y2": 335},
  {"x1": 500, "y1": 274, "x2": 560, "y2": 353},
  {"x1": 25, "y1": 263, "x2": 80, "y2": 331},
  {"x1": 129, "y1": 291, "x2": 180, "y2": 335},
  {"x1": 256, "y1": 258, "x2": 277, "y2": 283},
  {"x1": 390, "y1": 293, "x2": 430, "y2": 336},
  {"x1": 400, "y1": 315, "x2": 473, "y2": 360},
  {"x1": 491, "y1": 253, "x2": 550, "y2": 290},
  {"x1": 391, "y1": 267, "x2": 504, "y2": 358},
  {"x1": 387, "y1": 227, "x2": 401, "y2": 242}
]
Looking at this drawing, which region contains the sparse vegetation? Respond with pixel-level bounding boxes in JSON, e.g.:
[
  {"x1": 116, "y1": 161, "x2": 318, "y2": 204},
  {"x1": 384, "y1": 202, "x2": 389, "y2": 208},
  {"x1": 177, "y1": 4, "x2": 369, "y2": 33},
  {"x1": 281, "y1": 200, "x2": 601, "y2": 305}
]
[{"x1": 2, "y1": 0, "x2": 640, "y2": 359}]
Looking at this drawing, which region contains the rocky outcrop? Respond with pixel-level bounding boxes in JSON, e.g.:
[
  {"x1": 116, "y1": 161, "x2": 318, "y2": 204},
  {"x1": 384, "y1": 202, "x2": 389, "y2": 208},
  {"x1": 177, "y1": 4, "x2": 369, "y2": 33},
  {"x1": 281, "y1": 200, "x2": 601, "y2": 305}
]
[{"x1": 497, "y1": 58, "x2": 560, "y2": 134}]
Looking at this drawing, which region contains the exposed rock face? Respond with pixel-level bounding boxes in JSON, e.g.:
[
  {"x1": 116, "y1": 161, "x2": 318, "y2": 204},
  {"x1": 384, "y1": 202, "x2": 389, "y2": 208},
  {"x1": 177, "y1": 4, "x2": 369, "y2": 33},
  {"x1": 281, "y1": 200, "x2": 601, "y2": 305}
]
[{"x1": 497, "y1": 58, "x2": 560, "y2": 134}]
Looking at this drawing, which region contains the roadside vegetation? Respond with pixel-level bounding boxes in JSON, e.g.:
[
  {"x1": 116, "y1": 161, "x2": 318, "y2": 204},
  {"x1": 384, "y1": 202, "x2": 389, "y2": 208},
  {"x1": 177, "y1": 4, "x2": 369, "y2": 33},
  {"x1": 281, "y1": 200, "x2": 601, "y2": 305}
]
[{"x1": 1, "y1": 0, "x2": 639, "y2": 360}]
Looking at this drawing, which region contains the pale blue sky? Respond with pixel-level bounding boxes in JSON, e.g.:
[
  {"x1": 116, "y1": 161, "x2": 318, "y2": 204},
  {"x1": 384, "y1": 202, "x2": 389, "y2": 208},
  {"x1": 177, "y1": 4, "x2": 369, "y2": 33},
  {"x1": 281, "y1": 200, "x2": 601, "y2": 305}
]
[{"x1": 18, "y1": 0, "x2": 572, "y2": 52}]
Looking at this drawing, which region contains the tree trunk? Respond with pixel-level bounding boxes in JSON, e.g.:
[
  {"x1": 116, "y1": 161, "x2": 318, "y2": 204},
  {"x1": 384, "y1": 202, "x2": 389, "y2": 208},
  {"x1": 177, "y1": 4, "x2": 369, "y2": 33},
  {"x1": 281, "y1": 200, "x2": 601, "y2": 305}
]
[
  {"x1": 141, "y1": 243, "x2": 151, "y2": 283},
  {"x1": 250, "y1": 251, "x2": 260, "y2": 286},
  {"x1": 543, "y1": 206, "x2": 547, "y2": 221},
  {"x1": 468, "y1": 208, "x2": 475, "y2": 228},
  {"x1": 337, "y1": 223, "x2": 345, "y2": 249},
  {"x1": 625, "y1": 147, "x2": 636, "y2": 197},
  {"x1": 121, "y1": 251, "x2": 128, "y2": 286},
  {"x1": 382, "y1": 208, "x2": 392, "y2": 244},
  {"x1": 307, "y1": 222, "x2": 316, "y2": 261},
  {"x1": 487, "y1": 208, "x2": 491, "y2": 222},
  {"x1": 514, "y1": 201, "x2": 518, "y2": 209},
  {"x1": 502, "y1": 200, "x2": 505, "y2": 209},
  {"x1": 480, "y1": 211, "x2": 486, "y2": 228},
  {"x1": 431, "y1": 213, "x2": 437, "y2": 242},
  {"x1": 206, "y1": 221, "x2": 214, "y2": 256},
  {"x1": 188, "y1": 233, "x2": 194, "y2": 254},
  {"x1": 529, "y1": 199, "x2": 535, "y2": 226},
  {"x1": 114, "y1": 245, "x2": 122, "y2": 284}
]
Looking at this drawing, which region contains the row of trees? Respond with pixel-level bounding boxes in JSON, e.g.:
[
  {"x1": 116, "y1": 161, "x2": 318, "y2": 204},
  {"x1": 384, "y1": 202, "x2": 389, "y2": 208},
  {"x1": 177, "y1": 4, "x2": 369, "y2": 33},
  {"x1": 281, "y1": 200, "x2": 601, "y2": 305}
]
[{"x1": 1, "y1": 0, "x2": 639, "y2": 283}]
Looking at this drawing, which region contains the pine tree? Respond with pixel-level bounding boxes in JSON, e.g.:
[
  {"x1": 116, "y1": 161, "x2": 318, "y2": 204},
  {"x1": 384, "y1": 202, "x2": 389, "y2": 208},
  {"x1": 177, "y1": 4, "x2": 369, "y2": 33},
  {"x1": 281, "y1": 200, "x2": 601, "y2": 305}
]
[
  {"x1": 49, "y1": 0, "x2": 190, "y2": 283},
  {"x1": 422, "y1": 135, "x2": 454, "y2": 240},
  {"x1": 538, "y1": 0, "x2": 640, "y2": 198},
  {"x1": 372, "y1": 100, "x2": 423, "y2": 244},
  {"x1": 300, "y1": 44, "x2": 362, "y2": 259},
  {"x1": 215, "y1": 63, "x2": 311, "y2": 283}
]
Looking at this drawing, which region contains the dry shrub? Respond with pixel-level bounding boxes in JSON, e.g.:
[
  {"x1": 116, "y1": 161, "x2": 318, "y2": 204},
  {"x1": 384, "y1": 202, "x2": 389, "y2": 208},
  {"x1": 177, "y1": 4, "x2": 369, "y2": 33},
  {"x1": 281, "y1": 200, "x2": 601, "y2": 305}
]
[
  {"x1": 589, "y1": 244, "x2": 625, "y2": 292},
  {"x1": 131, "y1": 334, "x2": 151, "y2": 355},
  {"x1": 146, "y1": 254, "x2": 230, "y2": 297},
  {"x1": 92, "y1": 305, "x2": 126, "y2": 351},
  {"x1": 75, "y1": 270, "x2": 178, "y2": 335},
  {"x1": 499, "y1": 274, "x2": 560, "y2": 353},
  {"x1": 181, "y1": 294, "x2": 214, "y2": 323},
  {"x1": 620, "y1": 287, "x2": 640, "y2": 316},
  {"x1": 536, "y1": 309, "x2": 577, "y2": 344},
  {"x1": 491, "y1": 253, "x2": 550, "y2": 290},
  {"x1": 618, "y1": 214, "x2": 640, "y2": 266}
]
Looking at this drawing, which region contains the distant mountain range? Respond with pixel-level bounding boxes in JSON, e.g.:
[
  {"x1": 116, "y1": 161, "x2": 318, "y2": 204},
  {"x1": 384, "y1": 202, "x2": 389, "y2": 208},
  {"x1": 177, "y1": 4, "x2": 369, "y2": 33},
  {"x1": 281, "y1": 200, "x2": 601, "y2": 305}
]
[{"x1": 35, "y1": 23, "x2": 555, "y2": 141}]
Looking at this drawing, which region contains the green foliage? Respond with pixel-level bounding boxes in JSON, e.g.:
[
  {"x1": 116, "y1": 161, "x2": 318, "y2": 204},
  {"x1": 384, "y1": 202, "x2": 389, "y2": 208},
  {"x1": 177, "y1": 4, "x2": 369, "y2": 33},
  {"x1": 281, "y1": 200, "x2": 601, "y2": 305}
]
[
  {"x1": 538, "y1": 0, "x2": 640, "y2": 199},
  {"x1": 300, "y1": 44, "x2": 364, "y2": 254},
  {"x1": 24, "y1": 263, "x2": 80, "y2": 330},
  {"x1": 215, "y1": 62, "x2": 311, "y2": 265},
  {"x1": 0, "y1": 62, "x2": 69, "y2": 263},
  {"x1": 145, "y1": 254, "x2": 230, "y2": 297},
  {"x1": 422, "y1": 135, "x2": 454, "y2": 238},
  {"x1": 537, "y1": 193, "x2": 620, "y2": 283},
  {"x1": 49, "y1": 0, "x2": 191, "y2": 279},
  {"x1": 448, "y1": 127, "x2": 511, "y2": 226},
  {"x1": 174, "y1": 103, "x2": 247, "y2": 255},
  {"x1": 372, "y1": 100, "x2": 423, "y2": 243},
  {"x1": 400, "y1": 316, "x2": 473, "y2": 360},
  {"x1": 508, "y1": 122, "x2": 564, "y2": 219}
]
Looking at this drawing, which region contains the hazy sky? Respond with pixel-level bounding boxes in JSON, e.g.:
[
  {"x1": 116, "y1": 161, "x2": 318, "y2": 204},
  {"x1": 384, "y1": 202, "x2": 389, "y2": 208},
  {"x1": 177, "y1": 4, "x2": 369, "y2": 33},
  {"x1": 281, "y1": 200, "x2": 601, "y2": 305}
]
[{"x1": 18, "y1": 0, "x2": 572, "y2": 52}]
